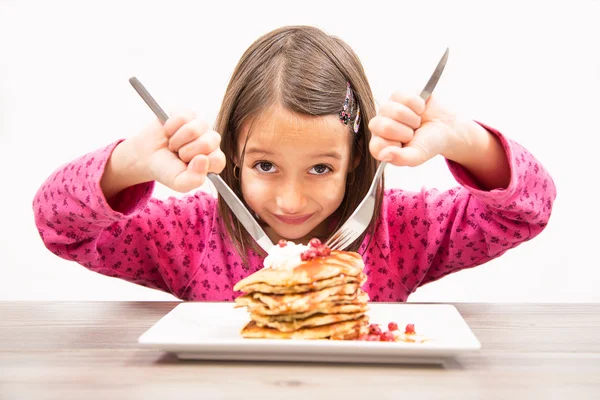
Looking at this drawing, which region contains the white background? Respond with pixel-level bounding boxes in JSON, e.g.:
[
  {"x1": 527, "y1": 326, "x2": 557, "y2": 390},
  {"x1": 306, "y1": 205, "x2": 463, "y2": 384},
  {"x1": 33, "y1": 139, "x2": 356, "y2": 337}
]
[{"x1": 1, "y1": 0, "x2": 598, "y2": 302}]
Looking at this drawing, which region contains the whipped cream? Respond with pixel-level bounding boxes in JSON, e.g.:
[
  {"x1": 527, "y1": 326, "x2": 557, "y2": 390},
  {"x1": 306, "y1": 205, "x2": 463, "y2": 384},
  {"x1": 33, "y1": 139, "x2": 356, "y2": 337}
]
[{"x1": 263, "y1": 241, "x2": 309, "y2": 270}]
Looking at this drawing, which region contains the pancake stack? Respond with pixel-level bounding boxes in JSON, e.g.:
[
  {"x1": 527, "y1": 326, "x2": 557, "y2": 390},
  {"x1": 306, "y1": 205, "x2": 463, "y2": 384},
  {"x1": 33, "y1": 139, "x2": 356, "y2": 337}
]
[{"x1": 233, "y1": 239, "x2": 370, "y2": 340}]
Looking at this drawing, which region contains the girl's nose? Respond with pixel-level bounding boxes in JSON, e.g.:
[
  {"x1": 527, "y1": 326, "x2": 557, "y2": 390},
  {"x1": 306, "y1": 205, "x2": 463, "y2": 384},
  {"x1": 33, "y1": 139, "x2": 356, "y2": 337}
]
[{"x1": 276, "y1": 179, "x2": 307, "y2": 214}]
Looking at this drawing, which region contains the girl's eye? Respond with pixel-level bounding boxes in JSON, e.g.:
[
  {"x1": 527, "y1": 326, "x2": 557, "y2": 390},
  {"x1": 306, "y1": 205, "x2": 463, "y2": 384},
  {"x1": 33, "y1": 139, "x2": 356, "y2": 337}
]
[
  {"x1": 309, "y1": 164, "x2": 332, "y2": 175},
  {"x1": 253, "y1": 161, "x2": 277, "y2": 174}
]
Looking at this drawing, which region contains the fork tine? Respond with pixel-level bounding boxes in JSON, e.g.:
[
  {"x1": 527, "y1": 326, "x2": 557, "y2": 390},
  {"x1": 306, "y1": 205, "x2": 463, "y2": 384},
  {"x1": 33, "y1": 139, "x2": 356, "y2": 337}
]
[
  {"x1": 327, "y1": 233, "x2": 344, "y2": 250},
  {"x1": 334, "y1": 232, "x2": 356, "y2": 251},
  {"x1": 329, "y1": 228, "x2": 351, "y2": 251},
  {"x1": 324, "y1": 234, "x2": 337, "y2": 248},
  {"x1": 326, "y1": 229, "x2": 346, "y2": 250},
  {"x1": 325, "y1": 227, "x2": 345, "y2": 247}
]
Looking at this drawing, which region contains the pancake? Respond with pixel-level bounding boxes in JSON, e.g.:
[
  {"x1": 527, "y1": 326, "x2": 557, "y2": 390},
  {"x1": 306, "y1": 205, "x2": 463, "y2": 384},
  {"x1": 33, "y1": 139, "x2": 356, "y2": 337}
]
[
  {"x1": 250, "y1": 301, "x2": 369, "y2": 320},
  {"x1": 252, "y1": 311, "x2": 366, "y2": 332},
  {"x1": 239, "y1": 290, "x2": 370, "y2": 317},
  {"x1": 330, "y1": 323, "x2": 370, "y2": 340},
  {"x1": 235, "y1": 284, "x2": 361, "y2": 314},
  {"x1": 233, "y1": 240, "x2": 370, "y2": 340},
  {"x1": 238, "y1": 273, "x2": 367, "y2": 294},
  {"x1": 241, "y1": 315, "x2": 369, "y2": 339},
  {"x1": 233, "y1": 250, "x2": 364, "y2": 292}
]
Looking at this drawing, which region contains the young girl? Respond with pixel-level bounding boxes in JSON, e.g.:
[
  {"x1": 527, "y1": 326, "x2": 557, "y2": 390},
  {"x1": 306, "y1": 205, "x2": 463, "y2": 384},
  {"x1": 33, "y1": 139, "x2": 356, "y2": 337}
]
[{"x1": 33, "y1": 25, "x2": 556, "y2": 302}]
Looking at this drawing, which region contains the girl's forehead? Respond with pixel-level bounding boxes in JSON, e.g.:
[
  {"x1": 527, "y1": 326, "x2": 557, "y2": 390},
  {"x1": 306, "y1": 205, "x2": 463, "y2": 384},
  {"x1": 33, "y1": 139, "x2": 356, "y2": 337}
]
[{"x1": 240, "y1": 106, "x2": 350, "y2": 149}]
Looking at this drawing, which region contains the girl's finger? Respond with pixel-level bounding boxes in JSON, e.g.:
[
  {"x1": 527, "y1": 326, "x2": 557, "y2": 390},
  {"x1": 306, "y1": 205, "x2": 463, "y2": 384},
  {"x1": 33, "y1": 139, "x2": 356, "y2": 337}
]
[
  {"x1": 368, "y1": 116, "x2": 414, "y2": 143},
  {"x1": 389, "y1": 92, "x2": 426, "y2": 115},
  {"x1": 168, "y1": 119, "x2": 210, "y2": 153},
  {"x1": 379, "y1": 124, "x2": 444, "y2": 167},
  {"x1": 369, "y1": 135, "x2": 403, "y2": 161},
  {"x1": 206, "y1": 149, "x2": 227, "y2": 175},
  {"x1": 171, "y1": 154, "x2": 209, "y2": 192},
  {"x1": 163, "y1": 110, "x2": 196, "y2": 138},
  {"x1": 177, "y1": 130, "x2": 221, "y2": 163},
  {"x1": 187, "y1": 154, "x2": 209, "y2": 175},
  {"x1": 378, "y1": 145, "x2": 429, "y2": 167},
  {"x1": 378, "y1": 100, "x2": 421, "y2": 129}
]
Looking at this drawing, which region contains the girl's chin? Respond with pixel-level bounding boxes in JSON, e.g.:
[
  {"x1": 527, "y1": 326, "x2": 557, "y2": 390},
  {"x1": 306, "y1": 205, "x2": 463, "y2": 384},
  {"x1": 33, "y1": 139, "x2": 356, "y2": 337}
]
[
  {"x1": 268, "y1": 223, "x2": 321, "y2": 242},
  {"x1": 274, "y1": 229, "x2": 312, "y2": 241}
]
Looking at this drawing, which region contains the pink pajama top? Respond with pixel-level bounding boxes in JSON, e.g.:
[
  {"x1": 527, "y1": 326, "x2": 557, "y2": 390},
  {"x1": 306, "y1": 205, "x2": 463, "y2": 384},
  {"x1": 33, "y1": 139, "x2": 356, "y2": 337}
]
[{"x1": 33, "y1": 123, "x2": 556, "y2": 301}]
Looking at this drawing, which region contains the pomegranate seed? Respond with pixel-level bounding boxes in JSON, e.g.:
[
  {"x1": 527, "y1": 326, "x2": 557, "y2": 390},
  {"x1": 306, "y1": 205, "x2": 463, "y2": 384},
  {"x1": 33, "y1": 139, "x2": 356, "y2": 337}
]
[
  {"x1": 300, "y1": 250, "x2": 317, "y2": 261},
  {"x1": 405, "y1": 323, "x2": 415, "y2": 334},
  {"x1": 318, "y1": 245, "x2": 331, "y2": 256},
  {"x1": 388, "y1": 322, "x2": 398, "y2": 331},
  {"x1": 368, "y1": 324, "x2": 382, "y2": 335},
  {"x1": 278, "y1": 239, "x2": 287, "y2": 247},
  {"x1": 309, "y1": 238, "x2": 321, "y2": 247},
  {"x1": 381, "y1": 332, "x2": 395, "y2": 342},
  {"x1": 366, "y1": 335, "x2": 379, "y2": 341}
]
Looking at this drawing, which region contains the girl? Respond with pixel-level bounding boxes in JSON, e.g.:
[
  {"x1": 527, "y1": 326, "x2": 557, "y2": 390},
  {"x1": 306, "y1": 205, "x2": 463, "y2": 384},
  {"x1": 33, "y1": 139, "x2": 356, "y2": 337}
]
[{"x1": 33, "y1": 25, "x2": 556, "y2": 302}]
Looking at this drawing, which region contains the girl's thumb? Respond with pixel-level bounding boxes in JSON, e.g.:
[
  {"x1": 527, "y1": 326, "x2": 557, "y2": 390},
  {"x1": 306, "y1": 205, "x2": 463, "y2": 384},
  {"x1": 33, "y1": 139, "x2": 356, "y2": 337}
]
[{"x1": 383, "y1": 145, "x2": 431, "y2": 167}]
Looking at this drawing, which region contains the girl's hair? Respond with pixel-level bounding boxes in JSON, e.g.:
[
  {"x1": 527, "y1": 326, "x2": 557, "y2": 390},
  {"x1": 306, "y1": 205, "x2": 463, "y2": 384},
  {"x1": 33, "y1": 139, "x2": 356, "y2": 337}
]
[{"x1": 214, "y1": 25, "x2": 383, "y2": 258}]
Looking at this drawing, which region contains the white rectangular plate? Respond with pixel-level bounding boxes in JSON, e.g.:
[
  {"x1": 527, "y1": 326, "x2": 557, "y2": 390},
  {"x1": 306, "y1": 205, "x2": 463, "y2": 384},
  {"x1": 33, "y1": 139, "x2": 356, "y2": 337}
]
[{"x1": 138, "y1": 302, "x2": 481, "y2": 364}]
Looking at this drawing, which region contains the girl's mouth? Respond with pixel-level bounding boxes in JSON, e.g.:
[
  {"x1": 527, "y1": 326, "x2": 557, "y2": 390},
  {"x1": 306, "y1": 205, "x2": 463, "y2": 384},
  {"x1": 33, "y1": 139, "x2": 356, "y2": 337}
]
[{"x1": 273, "y1": 213, "x2": 314, "y2": 225}]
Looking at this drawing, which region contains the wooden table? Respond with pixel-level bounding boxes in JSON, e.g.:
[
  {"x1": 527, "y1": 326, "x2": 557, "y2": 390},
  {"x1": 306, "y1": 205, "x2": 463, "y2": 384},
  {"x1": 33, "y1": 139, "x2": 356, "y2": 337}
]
[{"x1": 0, "y1": 302, "x2": 599, "y2": 399}]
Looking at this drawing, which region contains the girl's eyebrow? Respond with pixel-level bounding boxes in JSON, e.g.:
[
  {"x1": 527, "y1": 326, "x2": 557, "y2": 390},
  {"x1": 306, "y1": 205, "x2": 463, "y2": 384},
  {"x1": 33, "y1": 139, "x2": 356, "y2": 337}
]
[
  {"x1": 246, "y1": 147, "x2": 342, "y2": 160},
  {"x1": 313, "y1": 151, "x2": 342, "y2": 160},
  {"x1": 245, "y1": 147, "x2": 271, "y2": 156}
]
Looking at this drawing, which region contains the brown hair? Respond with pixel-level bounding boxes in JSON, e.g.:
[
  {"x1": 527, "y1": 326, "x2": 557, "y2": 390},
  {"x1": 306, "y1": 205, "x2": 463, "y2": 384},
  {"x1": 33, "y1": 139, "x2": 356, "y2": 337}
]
[{"x1": 214, "y1": 25, "x2": 383, "y2": 258}]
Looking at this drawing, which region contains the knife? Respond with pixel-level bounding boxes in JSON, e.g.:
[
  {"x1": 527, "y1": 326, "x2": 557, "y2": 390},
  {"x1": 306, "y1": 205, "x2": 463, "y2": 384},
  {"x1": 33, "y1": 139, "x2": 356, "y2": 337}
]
[{"x1": 128, "y1": 77, "x2": 275, "y2": 253}]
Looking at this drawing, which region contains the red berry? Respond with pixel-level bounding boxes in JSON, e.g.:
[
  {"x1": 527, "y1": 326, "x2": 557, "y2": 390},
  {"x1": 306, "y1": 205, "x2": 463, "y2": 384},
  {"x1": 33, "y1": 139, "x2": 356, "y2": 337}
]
[
  {"x1": 381, "y1": 331, "x2": 395, "y2": 342},
  {"x1": 278, "y1": 239, "x2": 287, "y2": 247},
  {"x1": 388, "y1": 322, "x2": 398, "y2": 331},
  {"x1": 405, "y1": 323, "x2": 415, "y2": 334},
  {"x1": 318, "y1": 245, "x2": 331, "y2": 256},
  {"x1": 309, "y1": 238, "x2": 322, "y2": 247},
  {"x1": 368, "y1": 324, "x2": 382, "y2": 335},
  {"x1": 366, "y1": 335, "x2": 379, "y2": 341},
  {"x1": 300, "y1": 250, "x2": 317, "y2": 261}
]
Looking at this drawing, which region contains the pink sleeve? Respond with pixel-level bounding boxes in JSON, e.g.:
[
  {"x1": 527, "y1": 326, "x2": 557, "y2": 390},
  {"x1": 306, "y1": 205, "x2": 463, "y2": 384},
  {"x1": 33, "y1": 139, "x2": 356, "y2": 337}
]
[
  {"x1": 32, "y1": 141, "x2": 217, "y2": 298},
  {"x1": 382, "y1": 122, "x2": 556, "y2": 294}
]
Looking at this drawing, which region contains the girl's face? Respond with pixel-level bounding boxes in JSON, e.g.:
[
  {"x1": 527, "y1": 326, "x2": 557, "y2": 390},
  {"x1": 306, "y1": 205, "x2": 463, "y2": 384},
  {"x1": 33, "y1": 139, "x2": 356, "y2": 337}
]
[{"x1": 237, "y1": 105, "x2": 358, "y2": 245}]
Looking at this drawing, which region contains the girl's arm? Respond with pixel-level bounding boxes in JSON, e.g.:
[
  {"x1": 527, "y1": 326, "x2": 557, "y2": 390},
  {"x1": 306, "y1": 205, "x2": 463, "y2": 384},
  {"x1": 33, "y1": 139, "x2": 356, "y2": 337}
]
[
  {"x1": 366, "y1": 124, "x2": 556, "y2": 300},
  {"x1": 32, "y1": 141, "x2": 217, "y2": 299},
  {"x1": 443, "y1": 119, "x2": 512, "y2": 191}
]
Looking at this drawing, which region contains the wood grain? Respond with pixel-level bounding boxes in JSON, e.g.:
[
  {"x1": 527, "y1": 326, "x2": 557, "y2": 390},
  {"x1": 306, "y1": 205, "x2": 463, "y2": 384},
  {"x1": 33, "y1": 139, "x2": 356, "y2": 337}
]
[{"x1": 1, "y1": 302, "x2": 599, "y2": 400}]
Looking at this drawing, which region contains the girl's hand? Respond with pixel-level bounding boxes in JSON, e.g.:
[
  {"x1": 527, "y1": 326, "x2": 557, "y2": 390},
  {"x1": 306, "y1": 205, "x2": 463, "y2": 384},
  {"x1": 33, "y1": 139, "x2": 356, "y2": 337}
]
[
  {"x1": 132, "y1": 112, "x2": 226, "y2": 192},
  {"x1": 103, "y1": 112, "x2": 226, "y2": 199},
  {"x1": 368, "y1": 92, "x2": 466, "y2": 167}
]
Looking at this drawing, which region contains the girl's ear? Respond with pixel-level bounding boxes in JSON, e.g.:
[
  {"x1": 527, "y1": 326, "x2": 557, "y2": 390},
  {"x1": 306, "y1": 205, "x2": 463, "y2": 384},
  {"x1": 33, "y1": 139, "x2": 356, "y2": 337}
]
[
  {"x1": 350, "y1": 137, "x2": 363, "y2": 172},
  {"x1": 352, "y1": 153, "x2": 361, "y2": 171}
]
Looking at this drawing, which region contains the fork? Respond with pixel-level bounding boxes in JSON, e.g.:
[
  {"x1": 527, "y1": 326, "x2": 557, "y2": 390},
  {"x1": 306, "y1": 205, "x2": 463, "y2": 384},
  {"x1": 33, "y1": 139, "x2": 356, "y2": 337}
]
[{"x1": 326, "y1": 48, "x2": 449, "y2": 251}]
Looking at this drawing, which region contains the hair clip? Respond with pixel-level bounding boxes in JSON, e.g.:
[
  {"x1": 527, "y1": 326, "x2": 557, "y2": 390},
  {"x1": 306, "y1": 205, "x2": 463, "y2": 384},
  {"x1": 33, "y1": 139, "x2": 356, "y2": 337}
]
[
  {"x1": 353, "y1": 106, "x2": 361, "y2": 133},
  {"x1": 339, "y1": 82, "x2": 360, "y2": 133}
]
